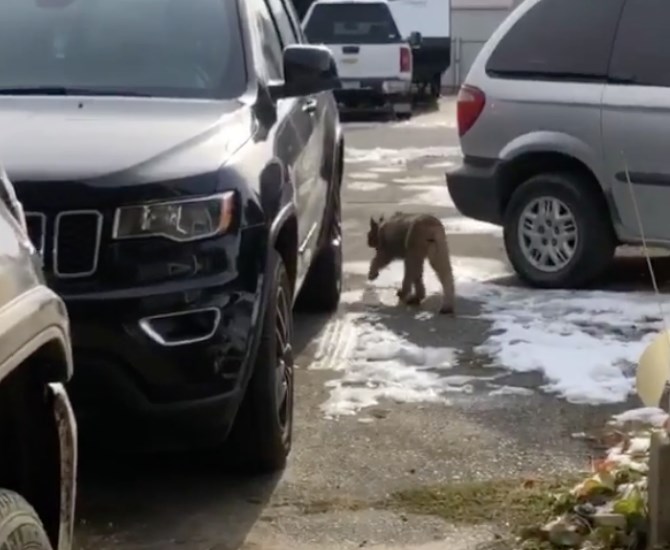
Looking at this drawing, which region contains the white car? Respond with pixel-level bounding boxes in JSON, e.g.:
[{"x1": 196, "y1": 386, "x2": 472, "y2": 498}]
[{"x1": 302, "y1": 0, "x2": 421, "y2": 117}]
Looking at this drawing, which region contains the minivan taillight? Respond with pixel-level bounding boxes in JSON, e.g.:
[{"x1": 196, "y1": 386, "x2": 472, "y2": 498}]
[
  {"x1": 400, "y1": 46, "x2": 411, "y2": 73},
  {"x1": 456, "y1": 84, "x2": 486, "y2": 137}
]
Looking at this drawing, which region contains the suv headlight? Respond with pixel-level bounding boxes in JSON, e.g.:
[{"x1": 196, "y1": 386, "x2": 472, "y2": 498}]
[{"x1": 112, "y1": 192, "x2": 235, "y2": 242}]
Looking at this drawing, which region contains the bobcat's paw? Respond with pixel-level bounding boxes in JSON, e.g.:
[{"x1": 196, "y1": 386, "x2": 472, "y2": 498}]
[
  {"x1": 439, "y1": 304, "x2": 455, "y2": 315},
  {"x1": 404, "y1": 294, "x2": 422, "y2": 306}
]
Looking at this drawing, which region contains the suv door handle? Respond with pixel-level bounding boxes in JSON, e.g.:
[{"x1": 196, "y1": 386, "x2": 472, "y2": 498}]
[{"x1": 302, "y1": 97, "x2": 318, "y2": 114}]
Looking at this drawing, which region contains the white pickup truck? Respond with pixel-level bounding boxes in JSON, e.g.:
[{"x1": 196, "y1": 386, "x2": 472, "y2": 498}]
[{"x1": 302, "y1": 0, "x2": 421, "y2": 118}]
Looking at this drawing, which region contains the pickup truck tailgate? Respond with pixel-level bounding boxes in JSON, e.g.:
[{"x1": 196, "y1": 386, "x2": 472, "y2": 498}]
[{"x1": 330, "y1": 44, "x2": 402, "y2": 79}]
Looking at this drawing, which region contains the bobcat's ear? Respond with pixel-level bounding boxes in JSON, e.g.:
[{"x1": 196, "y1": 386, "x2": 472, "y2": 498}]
[{"x1": 370, "y1": 217, "x2": 378, "y2": 230}]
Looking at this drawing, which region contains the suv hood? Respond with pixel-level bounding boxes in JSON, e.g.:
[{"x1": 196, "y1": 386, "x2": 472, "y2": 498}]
[{"x1": 0, "y1": 97, "x2": 254, "y2": 182}]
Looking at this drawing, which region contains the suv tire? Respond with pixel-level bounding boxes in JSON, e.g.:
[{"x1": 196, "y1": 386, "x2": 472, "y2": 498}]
[
  {"x1": 227, "y1": 250, "x2": 294, "y2": 473},
  {"x1": 296, "y1": 164, "x2": 343, "y2": 313},
  {"x1": 503, "y1": 172, "x2": 616, "y2": 288},
  {"x1": 0, "y1": 490, "x2": 53, "y2": 550}
]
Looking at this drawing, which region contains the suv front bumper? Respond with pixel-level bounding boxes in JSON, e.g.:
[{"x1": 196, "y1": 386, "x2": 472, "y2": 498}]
[{"x1": 62, "y1": 226, "x2": 269, "y2": 452}]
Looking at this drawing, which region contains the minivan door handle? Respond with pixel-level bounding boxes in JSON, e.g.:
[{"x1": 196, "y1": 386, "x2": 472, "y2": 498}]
[
  {"x1": 302, "y1": 97, "x2": 318, "y2": 114},
  {"x1": 342, "y1": 46, "x2": 360, "y2": 54}
]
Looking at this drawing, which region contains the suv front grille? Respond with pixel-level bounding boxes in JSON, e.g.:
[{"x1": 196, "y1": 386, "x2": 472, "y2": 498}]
[
  {"x1": 25, "y1": 210, "x2": 103, "y2": 279},
  {"x1": 25, "y1": 212, "x2": 46, "y2": 256},
  {"x1": 54, "y1": 211, "x2": 103, "y2": 277}
]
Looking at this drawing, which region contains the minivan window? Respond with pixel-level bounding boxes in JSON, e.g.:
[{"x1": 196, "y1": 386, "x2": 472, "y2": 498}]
[
  {"x1": 0, "y1": 0, "x2": 247, "y2": 100},
  {"x1": 608, "y1": 0, "x2": 670, "y2": 87},
  {"x1": 485, "y1": 0, "x2": 625, "y2": 81},
  {"x1": 304, "y1": 2, "x2": 401, "y2": 45}
]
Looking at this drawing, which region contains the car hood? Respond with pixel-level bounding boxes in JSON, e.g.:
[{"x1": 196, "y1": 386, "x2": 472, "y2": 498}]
[{"x1": 0, "y1": 96, "x2": 254, "y2": 183}]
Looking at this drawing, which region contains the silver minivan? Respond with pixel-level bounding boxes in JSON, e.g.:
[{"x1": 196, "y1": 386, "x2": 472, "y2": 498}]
[{"x1": 447, "y1": 0, "x2": 666, "y2": 288}]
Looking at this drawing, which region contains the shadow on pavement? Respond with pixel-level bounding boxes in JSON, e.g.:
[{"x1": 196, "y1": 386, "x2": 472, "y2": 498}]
[
  {"x1": 72, "y1": 308, "x2": 333, "y2": 550},
  {"x1": 75, "y1": 447, "x2": 281, "y2": 550}
]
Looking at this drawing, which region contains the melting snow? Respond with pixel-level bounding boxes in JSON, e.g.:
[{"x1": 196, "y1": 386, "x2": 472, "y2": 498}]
[
  {"x1": 442, "y1": 217, "x2": 502, "y2": 235},
  {"x1": 401, "y1": 184, "x2": 454, "y2": 207},
  {"x1": 326, "y1": 254, "x2": 667, "y2": 414},
  {"x1": 348, "y1": 181, "x2": 386, "y2": 192},
  {"x1": 347, "y1": 172, "x2": 379, "y2": 180},
  {"x1": 345, "y1": 146, "x2": 461, "y2": 165}
]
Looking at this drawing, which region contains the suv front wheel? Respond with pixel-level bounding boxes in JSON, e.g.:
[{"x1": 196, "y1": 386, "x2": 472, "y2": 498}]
[
  {"x1": 226, "y1": 250, "x2": 294, "y2": 473},
  {"x1": 503, "y1": 172, "x2": 616, "y2": 288}
]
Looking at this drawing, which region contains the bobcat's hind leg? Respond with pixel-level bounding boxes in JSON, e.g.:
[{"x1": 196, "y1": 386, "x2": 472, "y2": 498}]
[
  {"x1": 401, "y1": 254, "x2": 426, "y2": 306},
  {"x1": 428, "y1": 246, "x2": 455, "y2": 314}
]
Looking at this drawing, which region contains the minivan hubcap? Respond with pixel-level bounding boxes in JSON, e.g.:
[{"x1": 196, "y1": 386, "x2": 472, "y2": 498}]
[{"x1": 518, "y1": 197, "x2": 578, "y2": 272}]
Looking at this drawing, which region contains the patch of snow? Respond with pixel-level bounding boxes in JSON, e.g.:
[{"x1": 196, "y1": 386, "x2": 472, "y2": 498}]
[
  {"x1": 369, "y1": 166, "x2": 404, "y2": 174},
  {"x1": 426, "y1": 160, "x2": 457, "y2": 170},
  {"x1": 488, "y1": 385, "x2": 535, "y2": 397},
  {"x1": 348, "y1": 181, "x2": 386, "y2": 192},
  {"x1": 442, "y1": 217, "x2": 502, "y2": 235},
  {"x1": 347, "y1": 172, "x2": 379, "y2": 180},
  {"x1": 392, "y1": 175, "x2": 444, "y2": 185},
  {"x1": 315, "y1": 258, "x2": 511, "y2": 416},
  {"x1": 318, "y1": 316, "x2": 459, "y2": 417},
  {"x1": 345, "y1": 146, "x2": 461, "y2": 165},
  {"x1": 345, "y1": 256, "x2": 669, "y2": 406},
  {"x1": 402, "y1": 184, "x2": 454, "y2": 207},
  {"x1": 610, "y1": 407, "x2": 669, "y2": 428},
  {"x1": 398, "y1": 119, "x2": 456, "y2": 129}
]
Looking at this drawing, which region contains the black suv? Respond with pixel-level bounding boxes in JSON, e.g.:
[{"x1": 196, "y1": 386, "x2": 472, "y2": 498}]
[
  {"x1": 0, "y1": 0, "x2": 343, "y2": 472},
  {"x1": 0, "y1": 169, "x2": 77, "y2": 550}
]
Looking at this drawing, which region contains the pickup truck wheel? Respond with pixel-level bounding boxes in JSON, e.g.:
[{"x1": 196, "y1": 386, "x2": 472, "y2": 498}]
[
  {"x1": 503, "y1": 172, "x2": 616, "y2": 288},
  {"x1": 295, "y1": 167, "x2": 343, "y2": 313},
  {"x1": 227, "y1": 250, "x2": 294, "y2": 473},
  {"x1": 0, "y1": 490, "x2": 53, "y2": 550}
]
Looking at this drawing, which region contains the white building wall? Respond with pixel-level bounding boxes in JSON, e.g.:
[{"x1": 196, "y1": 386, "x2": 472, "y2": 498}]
[{"x1": 442, "y1": 0, "x2": 517, "y2": 90}]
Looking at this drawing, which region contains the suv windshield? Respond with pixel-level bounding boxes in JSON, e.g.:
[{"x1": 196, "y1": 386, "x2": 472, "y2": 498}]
[
  {"x1": 304, "y1": 2, "x2": 402, "y2": 44},
  {"x1": 0, "y1": 0, "x2": 246, "y2": 100}
]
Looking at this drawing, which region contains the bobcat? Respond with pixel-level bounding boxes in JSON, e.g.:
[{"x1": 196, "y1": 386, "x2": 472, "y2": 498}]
[{"x1": 366, "y1": 212, "x2": 455, "y2": 314}]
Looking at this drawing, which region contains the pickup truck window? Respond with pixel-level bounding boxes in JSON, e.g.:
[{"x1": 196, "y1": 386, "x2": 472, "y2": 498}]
[
  {"x1": 304, "y1": 2, "x2": 402, "y2": 45},
  {"x1": 0, "y1": 0, "x2": 247, "y2": 100}
]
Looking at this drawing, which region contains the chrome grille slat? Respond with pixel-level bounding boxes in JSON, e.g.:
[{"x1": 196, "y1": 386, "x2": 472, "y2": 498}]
[{"x1": 24, "y1": 212, "x2": 46, "y2": 256}]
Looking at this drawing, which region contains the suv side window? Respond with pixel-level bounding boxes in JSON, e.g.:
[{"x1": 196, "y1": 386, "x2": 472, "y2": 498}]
[
  {"x1": 608, "y1": 0, "x2": 670, "y2": 87},
  {"x1": 265, "y1": 0, "x2": 301, "y2": 45},
  {"x1": 485, "y1": 0, "x2": 625, "y2": 80},
  {"x1": 255, "y1": 0, "x2": 285, "y2": 79}
]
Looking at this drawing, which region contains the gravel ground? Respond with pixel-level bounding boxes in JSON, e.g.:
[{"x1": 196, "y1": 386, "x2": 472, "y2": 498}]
[{"x1": 73, "y1": 99, "x2": 651, "y2": 550}]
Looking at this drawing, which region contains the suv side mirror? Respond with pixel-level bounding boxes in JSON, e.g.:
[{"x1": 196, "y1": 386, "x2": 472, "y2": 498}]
[
  {"x1": 277, "y1": 45, "x2": 341, "y2": 98},
  {"x1": 409, "y1": 31, "x2": 422, "y2": 48}
]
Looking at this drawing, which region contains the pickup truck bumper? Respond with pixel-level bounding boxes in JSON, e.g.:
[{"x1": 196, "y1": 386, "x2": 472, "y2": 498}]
[{"x1": 335, "y1": 78, "x2": 412, "y2": 108}]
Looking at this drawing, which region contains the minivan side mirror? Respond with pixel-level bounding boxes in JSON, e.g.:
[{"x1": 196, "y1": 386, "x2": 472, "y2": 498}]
[
  {"x1": 274, "y1": 45, "x2": 341, "y2": 99},
  {"x1": 409, "y1": 31, "x2": 422, "y2": 48}
]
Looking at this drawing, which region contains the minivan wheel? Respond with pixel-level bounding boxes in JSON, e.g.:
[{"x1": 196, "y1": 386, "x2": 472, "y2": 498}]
[
  {"x1": 0, "y1": 490, "x2": 53, "y2": 550},
  {"x1": 503, "y1": 172, "x2": 616, "y2": 288},
  {"x1": 226, "y1": 250, "x2": 294, "y2": 473}
]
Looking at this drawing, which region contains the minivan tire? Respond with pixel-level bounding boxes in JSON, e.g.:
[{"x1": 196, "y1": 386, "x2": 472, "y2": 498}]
[
  {"x1": 0, "y1": 490, "x2": 53, "y2": 550},
  {"x1": 503, "y1": 172, "x2": 616, "y2": 289},
  {"x1": 226, "y1": 250, "x2": 294, "y2": 473}
]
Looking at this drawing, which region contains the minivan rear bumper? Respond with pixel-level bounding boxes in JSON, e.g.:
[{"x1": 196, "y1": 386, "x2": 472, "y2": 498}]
[{"x1": 446, "y1": 156, "x2": 503, "y2": 225}]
